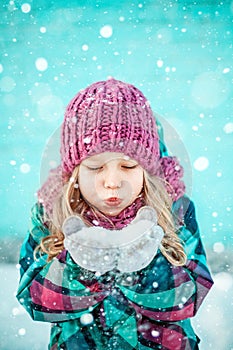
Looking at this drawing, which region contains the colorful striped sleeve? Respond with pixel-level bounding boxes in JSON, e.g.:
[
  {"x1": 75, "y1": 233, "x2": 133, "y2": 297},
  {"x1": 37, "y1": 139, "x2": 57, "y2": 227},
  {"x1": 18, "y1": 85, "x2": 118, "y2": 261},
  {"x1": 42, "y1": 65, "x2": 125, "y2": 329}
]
[
  {"x1": 16, "y1": 203, "x2": 108, "y2": 323},
  {"x1": 117, "y1": 197, "x2": 214, "y2": 322}
]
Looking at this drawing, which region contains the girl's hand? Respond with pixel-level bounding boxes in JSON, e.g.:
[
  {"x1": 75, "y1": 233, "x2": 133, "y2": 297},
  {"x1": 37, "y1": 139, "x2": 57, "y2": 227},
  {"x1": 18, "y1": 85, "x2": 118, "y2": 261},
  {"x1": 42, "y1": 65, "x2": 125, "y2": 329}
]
[{"x1": 62, "y1": 207, "x2": 164, "y2": 274}]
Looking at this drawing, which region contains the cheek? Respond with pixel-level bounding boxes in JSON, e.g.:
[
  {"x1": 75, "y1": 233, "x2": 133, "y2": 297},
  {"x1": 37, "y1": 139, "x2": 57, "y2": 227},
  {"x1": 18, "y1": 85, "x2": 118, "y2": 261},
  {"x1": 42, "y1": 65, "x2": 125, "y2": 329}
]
[
  {"x1": 130, "y1": 170, "x2": 144, "y2": 195},
  {"x1": 78, "y1": 170, "x2": 95, "y2": 196},
  {"x1": 79, "y1": 170, "x2": 102, "y2": 199}
]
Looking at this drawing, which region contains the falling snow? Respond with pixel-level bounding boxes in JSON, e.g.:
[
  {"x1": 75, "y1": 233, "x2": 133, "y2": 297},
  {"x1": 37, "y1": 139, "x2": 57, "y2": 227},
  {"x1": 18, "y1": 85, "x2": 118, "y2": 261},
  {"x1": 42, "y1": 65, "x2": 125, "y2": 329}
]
[
  {"x1": 84, "y1": 137, "x2": 91, "y2": 144},
  {"x1": 99, "y1": 25, "x2": 113, "y2": 38},
  {"x1": 213, "y1": 242, "x2": 225, "y2": 253},
  {"x1": 18, "y1": 328, "x2": 26, "y2": 336},
  {"x1": 19, "y1": 163, "x2": 31, "y2": 174},
  {"x1": 1, "y1": 1, "x2": 233, "y2": 349},
  {"x1": 82, "y1": 44, "x2": 89, "y2": 51},
  {"x1": 223, "y1": 122, "x2": 233, "y2": 134},
  {"x1": 21, "y1": 3, "x2": 31, "y2": 13},
  {"x1": 40, "y1": 26, "x2": 47, "y2": 34},
  {"x1": 151, "y1": 330, "x2": 160, "y2": 337},
  {"x1": 193, "y1": 157, "x2": 209, "y2": 171},
  {"x1": 35, "y1": 57, "x2": 48, "y2": 72},
  {"x1": 80, "y1": 313, "x2": 94, "y2": 326},
  {"x1": 156, "y1": 59, "x2": 164, "y2": 68}
]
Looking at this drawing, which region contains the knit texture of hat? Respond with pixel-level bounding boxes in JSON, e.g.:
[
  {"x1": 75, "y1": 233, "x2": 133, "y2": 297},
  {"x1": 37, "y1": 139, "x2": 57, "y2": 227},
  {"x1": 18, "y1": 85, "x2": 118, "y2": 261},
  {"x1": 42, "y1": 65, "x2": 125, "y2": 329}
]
[{"x1": 61, "y1": 78, "x2": 160, "y2": 175}]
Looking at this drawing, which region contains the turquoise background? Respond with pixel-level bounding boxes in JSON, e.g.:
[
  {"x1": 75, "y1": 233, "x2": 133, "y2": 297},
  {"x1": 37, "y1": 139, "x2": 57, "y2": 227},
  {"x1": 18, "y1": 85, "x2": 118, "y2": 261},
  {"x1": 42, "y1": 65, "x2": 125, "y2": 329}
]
[
  {"x1": 0, "y1": 0, "x2": 233, "y2": 263},
  {"x1": 0, "y1": 2, "x2": 233, "y2": 349}
]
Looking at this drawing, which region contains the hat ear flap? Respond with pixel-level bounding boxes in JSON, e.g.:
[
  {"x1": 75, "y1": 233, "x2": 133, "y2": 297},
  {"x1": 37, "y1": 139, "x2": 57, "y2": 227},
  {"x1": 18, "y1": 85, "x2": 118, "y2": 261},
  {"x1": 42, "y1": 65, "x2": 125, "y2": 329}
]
[
  {"x1": 157, "y1": 156, "x2": 186, "y2": 202},
  {"x1": 155, "y1": 116, "x2": 185, "y2": 202},
  {"x1": 37, "y1": 165, "x2": 64, "y2": 217}
]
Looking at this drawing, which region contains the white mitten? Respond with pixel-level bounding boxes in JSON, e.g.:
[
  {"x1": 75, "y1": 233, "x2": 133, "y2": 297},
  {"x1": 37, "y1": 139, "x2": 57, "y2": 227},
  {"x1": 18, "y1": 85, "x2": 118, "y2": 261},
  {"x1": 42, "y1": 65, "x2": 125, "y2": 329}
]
[
  {"x1": 63, "y1": 216, "x2": 119, "y2": 274},
  {"x1": 117, "y1": 206, "x2": 164, "y2": 272},
  {"x1": 62, "y1": 207, "x2": 164, "y2": 274}
]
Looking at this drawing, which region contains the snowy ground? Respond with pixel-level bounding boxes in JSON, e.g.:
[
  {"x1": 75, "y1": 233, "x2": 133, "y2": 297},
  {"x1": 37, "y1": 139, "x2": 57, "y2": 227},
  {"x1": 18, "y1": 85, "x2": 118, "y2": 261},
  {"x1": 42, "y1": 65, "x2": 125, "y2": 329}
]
[{"x1": 0, "y1": 264, "x2": 233, "y2": 350}]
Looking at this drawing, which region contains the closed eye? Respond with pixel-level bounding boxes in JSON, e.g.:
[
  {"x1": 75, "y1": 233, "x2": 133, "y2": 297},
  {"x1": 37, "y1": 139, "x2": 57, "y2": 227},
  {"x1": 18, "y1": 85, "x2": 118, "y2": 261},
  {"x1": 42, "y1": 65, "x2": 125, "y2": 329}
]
[
  {"x1": 121, "y1": 165, "x2": 138, "y2": 169},
  {"x1": 87, "y1": 166, "x2": 103, "y2": 171}
]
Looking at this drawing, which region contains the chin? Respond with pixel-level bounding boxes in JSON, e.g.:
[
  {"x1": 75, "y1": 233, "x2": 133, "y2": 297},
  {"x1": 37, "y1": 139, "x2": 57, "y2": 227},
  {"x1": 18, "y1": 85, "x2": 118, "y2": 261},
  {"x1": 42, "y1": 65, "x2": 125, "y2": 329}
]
[
  {"x1": 102, "y1": 207, "x2": 124, "y2": 217},
  {"x1": 104, "y1": 210, "x2": 122, "y2": 217}
]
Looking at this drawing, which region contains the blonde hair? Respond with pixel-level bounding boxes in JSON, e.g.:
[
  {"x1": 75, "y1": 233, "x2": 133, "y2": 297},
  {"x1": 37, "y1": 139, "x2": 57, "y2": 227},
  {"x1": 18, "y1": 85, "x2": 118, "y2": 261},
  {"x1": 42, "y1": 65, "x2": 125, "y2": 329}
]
[
  {"x1": 38, "y1": 165, "x2": 187, "y2": 266},
  {"x1": 143, "y1": 172, "x2": 187, "y2": 266}
]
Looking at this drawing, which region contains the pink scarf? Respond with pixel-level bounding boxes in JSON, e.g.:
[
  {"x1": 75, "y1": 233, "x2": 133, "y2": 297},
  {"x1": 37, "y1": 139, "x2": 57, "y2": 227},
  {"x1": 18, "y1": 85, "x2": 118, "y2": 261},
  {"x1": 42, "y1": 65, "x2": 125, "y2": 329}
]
[{"x1": 83, "y1": 197, "x2": 145, "y2": 230}]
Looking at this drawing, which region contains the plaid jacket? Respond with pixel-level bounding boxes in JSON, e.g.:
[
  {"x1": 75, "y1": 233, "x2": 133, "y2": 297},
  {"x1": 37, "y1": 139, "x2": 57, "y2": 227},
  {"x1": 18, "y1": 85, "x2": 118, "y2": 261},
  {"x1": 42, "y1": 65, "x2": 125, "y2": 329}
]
[{"x1": 17, "y1": 196, "x2": 213, "y2": 350}]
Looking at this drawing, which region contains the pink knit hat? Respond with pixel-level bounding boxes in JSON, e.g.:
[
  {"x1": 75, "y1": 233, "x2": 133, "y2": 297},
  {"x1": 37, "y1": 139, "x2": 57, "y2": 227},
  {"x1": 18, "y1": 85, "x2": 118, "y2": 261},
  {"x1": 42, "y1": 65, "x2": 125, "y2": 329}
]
[
  {"x1": 61, "y1": 78, "x2": 160, "y2": 175},
  {"x1": 38, "y1": 78, "x2": 185, "y2": 215}
]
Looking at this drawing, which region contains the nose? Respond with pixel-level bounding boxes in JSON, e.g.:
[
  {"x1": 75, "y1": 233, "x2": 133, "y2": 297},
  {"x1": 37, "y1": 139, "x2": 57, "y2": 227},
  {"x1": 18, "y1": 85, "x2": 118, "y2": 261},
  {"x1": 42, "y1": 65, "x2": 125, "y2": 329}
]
[{"x1": 103, "y1": 167, "x2": 121, "y2": 189}]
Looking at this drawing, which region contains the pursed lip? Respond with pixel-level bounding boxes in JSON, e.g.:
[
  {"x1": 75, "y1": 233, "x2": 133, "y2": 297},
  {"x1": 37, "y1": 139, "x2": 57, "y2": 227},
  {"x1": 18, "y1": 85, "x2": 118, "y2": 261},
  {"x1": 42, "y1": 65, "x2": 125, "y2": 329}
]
[{"x1": 104, "y1": 197, "x2": 122, "y2": 206}]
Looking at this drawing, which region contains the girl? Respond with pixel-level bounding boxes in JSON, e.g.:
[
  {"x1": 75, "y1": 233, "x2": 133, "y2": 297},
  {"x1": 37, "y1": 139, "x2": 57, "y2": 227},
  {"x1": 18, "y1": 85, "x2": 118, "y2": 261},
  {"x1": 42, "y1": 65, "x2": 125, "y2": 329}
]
[{"x1": 17, "y1": 78, "x2": 213, "y2": 349}]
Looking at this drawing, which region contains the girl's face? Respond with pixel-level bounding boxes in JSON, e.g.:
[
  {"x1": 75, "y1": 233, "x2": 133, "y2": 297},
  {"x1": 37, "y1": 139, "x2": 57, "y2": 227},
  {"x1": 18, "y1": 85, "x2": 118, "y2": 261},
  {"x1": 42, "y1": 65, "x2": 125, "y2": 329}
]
[{"x1": 78, "y1": 152, "x2": 144, "y2": 216}]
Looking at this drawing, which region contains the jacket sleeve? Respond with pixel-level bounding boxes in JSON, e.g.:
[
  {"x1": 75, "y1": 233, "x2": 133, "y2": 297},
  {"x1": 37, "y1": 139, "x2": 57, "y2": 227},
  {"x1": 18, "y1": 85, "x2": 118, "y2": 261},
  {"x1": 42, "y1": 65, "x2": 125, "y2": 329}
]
[
  {"x1": 117, "y1": 196, "x2": 214, "y2": 322},
  {"x1": 16, "y1": 203, "x2": 109, "y2": 323}
]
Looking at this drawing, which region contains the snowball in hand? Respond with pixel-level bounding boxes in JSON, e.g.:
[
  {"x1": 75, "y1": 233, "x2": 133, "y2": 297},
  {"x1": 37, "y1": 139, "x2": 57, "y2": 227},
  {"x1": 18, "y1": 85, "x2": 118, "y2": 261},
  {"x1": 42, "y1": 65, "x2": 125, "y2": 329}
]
[{"x1": 63, "y1": 207, "x2": 164, "y2": 274}]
